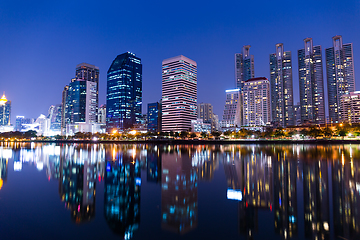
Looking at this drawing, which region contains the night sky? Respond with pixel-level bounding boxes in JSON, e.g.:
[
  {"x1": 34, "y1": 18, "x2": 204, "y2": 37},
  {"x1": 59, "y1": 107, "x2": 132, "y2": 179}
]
[{"x1": 0, "y1": 0, "x2": 359, "y2": 123}]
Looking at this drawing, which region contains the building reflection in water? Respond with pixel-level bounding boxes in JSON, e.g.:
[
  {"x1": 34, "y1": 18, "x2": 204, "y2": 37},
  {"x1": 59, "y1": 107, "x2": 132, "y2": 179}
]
[
  {"x1": 59, "y1": 144, "x2": 100, "y2": 223},
  {"x1": 147, "y1": 145, "x2": 161, "y2": 184},
  {"x1": 0, "y1": 148, "x2": 10, "y2": 190},
  {"x1": 104, "y1": 145, "x2": 141, "y2": 240},
  {"x1": 161, "y1": 145, "x2": 198, "y2": 234}
]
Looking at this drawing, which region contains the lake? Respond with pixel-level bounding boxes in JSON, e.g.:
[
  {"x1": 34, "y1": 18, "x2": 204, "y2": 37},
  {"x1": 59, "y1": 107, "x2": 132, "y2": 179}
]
[{"x1": 0, "y1": 142, "x2": 359, "y2": 240}]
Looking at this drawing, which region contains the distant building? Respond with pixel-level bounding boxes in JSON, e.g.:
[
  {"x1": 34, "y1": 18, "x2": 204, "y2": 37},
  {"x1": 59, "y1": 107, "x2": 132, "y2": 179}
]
[
  {"x1": 197, "y1": 103, "x2": 216, "y2": 131},
  {"x1": 298, "y1": 38, "x2": 326, "y2": 124},
  {"x1": 0, "y1": 93, "x2": 11, "y2": 126},
  {"x1": 48, "y1": 104, "x2": 62, "y2": 132},
  {"x1": 106, "y1": 52, "x2": 142, "y2": 132},
  {"x1": 270, "y1": 43, "x2": 294, "y2": 127},
  {"x1": 213, "y1": 114, "x2": 219, "y2": 131},
  {"x1": 235, "y1": 45, "x2": 255, "y2": 91},
  {"x1": 242, "y1": 77, "x2": 271, "y2": 126},
  {"x1": 340, "y1": 91, "x2": 360, "y2": 124},
  {"x1": 15, "y1": 116, "x2": 33, "y2": 131},
  {"x1": 326, "y1": 36, "x2": 355, "y2": 123},
  {"x1": 191, "y1": 119, "x2": 211, "y2": 133},
  {"x1": 62, "y1": 63, "x2": 100, "y2": 135},
  {"x1": 162, "y1": 55, "x2": 197, "y2": 132},
  {"x1": 222, "y1": 89, "x2": 241, "y2": 128},
  {"x1": 147, "y1": 102, "x2": 161, "y2": 132},
  {"x1": 98, "y1": 104, "x2": 106, "y2": 123}
]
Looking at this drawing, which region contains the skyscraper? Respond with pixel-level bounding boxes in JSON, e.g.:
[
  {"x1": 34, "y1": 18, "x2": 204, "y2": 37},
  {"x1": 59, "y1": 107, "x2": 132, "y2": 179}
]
[
  {"x1": 0, "y1": 93, "x2": 11, "y2": 126},
  {"x1": 197, "y1": 103, "x2": 215, "y2": 131},
  {"x1": 106, "y1": 52, "x2": 142, "y2": 132},
  {"x1": 98, "y1": 104, "x2": 106, "y2": 123},
  {"x1": 298, "y1": 38, "x2": 326, "y2": 124},
  {"x1": 222, "y1": 89, "x2": 241, "y2": 128},
  {"x1": 61, "y1": 63, "x2": 99, "y2": 134},
  {"x1": 326, "y1": 36, "x2": 355, "y2": 123},
  {"x1": 48, "y1": 104, "x2": 62, "y2": 131},
  {"x1": 235, "y1": 45, "x2": 255, "y2": 91},
  {"x1": 242, "y1": 77, "x2": 271, "y2": 126},
  {"x1": 270, "y1": 43, "x2": 294, "y2": 127},
  {"x1": 147, "y1": 102, "x2": 161, "y2": 132},
  {"x1": 161, "y1": 55, "x2": 197, "y2": 132}
]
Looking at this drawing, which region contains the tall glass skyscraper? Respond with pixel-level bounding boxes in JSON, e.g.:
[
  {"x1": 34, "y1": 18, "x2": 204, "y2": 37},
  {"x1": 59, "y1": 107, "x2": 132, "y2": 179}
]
[
  {"x1": 235, "y1": 45, "x2": 255, "y2": 91},
  {"x1": 161, "y1": 55, "x2": 197, "y2": 132},
  {"x1": 106, "y1": 52, "x2": 142, "y2": 132},
  {"x1": 270, "y1": 43, "x2": 294, "y2": 127},
  {"x1": 298, "y1": 38, "x2": 325, "y2": 124},
  {"x1": 326, "y1": 36, "x2": 355, "y2": 123},
  {"x1": 147, "y1": 102, "x2": 161, "y2": 132},
  {"x1": 61, "y1": 63, "x2": 99, "y2": 134},
  {"x1": 0, "y1": 93, "x2": 11, "y2": 126}
]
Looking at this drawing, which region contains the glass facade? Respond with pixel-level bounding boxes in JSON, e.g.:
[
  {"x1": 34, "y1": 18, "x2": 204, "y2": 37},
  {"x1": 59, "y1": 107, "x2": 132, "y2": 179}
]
[
  {"x1": 106, "y1": 52, "x2": 142, "y2": 132},
  {"x1": 147, "y1": 102, "x2": 161, "y2": 132},
  {"x1": 0, "y1": 94, "x2": 11, "y2": 126}
]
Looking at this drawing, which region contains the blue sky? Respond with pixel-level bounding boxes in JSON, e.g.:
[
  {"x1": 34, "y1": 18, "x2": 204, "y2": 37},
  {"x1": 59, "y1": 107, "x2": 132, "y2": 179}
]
[{"x1": 0, "y1": 0, "x2": 359, "y2": 122}]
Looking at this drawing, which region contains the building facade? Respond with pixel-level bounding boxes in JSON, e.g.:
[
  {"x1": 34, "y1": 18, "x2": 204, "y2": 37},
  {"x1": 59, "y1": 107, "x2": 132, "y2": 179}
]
[
  {"x1": 340, "y1": 91, "x2": 360, "y2": 124},
  {"x1": 270, "y1": 43, "x2": 294, "y2": 127},
  {"x1": 106, "y1": 52, "x2": 142, "y2": 132},
  {"x1": 326, "y1": 35, "x2": 355, "y2": 123},
  {"x1": 222, "y1": 89, "x2": 241, "y2": 128},
  {"x1": 298, "y1": 38, "x2": 326, "y2": 124},
  {"x1": 197, "y1": 103, "x2": 215, "y2": 131},
  {"x1": 235, "y1": 45, "x2": 255, "y2": 91},
  {"x1": 0, "y1": 94, "x2": 11, "y2": 126},
  {"x1": 242, "y1": 77, "x2": 271, "y2": 126},
  {"x1": 161, "y1": 55, "x2": 197, "y2": 132},
  {"x1": 147, "y1": 102, "x2": 161, "y2": 132},
  {"x1": 98, "y1": 104, "x2": 106, "y2": 123}
]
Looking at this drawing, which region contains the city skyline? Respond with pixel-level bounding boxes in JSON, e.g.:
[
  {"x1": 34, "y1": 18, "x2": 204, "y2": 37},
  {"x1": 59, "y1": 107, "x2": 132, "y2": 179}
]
[{"x1": 0, "y1": 1, "x2": 359, "y2": 124}]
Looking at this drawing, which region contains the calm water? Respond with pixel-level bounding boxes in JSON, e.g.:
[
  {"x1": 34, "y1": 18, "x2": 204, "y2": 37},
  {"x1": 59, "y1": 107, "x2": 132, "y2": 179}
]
[{"x1": 0, "y1": 143, "x2": 359, "y2": 240}]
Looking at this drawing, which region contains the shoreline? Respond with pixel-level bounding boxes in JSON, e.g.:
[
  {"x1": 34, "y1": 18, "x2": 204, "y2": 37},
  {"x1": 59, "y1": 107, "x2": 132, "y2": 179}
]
[{"x1": 1, "y1": 138, "x2": 360, "y2": 145}]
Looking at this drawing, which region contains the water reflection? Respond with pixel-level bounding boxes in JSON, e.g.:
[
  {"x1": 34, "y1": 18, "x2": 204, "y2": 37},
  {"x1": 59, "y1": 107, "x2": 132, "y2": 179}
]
[{"x1": 2, "y1": 143, "x2": 360, "y2": 239}]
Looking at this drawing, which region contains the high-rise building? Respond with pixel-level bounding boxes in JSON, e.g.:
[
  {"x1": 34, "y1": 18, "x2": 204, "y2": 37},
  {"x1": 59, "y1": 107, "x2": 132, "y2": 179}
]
[
  {"x1": 106, "y1": 52, "x2": 142, "y2": 132},
  {"x1": 76, "y1": 63, "x2": 100, "y2": 116},
  {"x1": 161, "y1": 55, "x2": 197, "y2": 132},
  {"x1": 222, "y1": 89, "x2": 241, "y2": 128},
  {"x1": 340, "y1": 91, "x2": 360, "y2": 124},
  {"x1": 293, "y1": 103, "x2": 301, "y2": 126},
  {"x1": 61, "y1": 63, "x2": 99, "y2": 134},
  {"x1": 48, "y1": 104, "x2": 62, "y2": 131},
  {"x1": 197, "y1": 103, "x2": 216, "y2": 131},
  {"x1": 270, "y1": 43, "x2": 294, "y2": 127},
  {"x1": 235, "y1": 45, "x2": 255, "y2": 91},
  {"x1": 326, "y1": 36, "x2": 355, "y2": 123},
  {"x1": 147, "y1": 102, "x2": 161, "y2": 132},
  {"x1": 242, "y1": 77, "x2": 271, "y2": 126},
  {"x1": 98, "y1": 104, "x2": 106, "y2": 123},
  {"x1": 298, "y1": 38, "x2": 326, "y2": 124},
  {"x1": 0, "y1": 93, "x2": 11, "y2": 126}
]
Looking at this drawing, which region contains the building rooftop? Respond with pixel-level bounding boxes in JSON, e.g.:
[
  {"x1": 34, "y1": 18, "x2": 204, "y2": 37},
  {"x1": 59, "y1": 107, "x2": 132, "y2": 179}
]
[
  {"x1": 162, "y1": 55, "x2": 197, "y2": 66},
  {"x1": 245, "y1": 77, "x2": 268, "y2": 82}
]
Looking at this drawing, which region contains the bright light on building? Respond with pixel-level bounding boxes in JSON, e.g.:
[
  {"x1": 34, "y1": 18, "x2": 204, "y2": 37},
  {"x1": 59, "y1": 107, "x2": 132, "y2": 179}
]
[
  {"x1": 227, "y1": 189, "x2": 243, "y2": 201},
  {"x1": 129, "y1": 130, "x2": 137, "y2": 135}
]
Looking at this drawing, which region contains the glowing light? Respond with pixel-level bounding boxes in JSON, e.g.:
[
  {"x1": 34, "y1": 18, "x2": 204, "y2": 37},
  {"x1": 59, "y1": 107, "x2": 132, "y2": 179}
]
[
  {"x1": 227, "y1": 189, "x2": 243, "y2": 201},
  {"x1": 112, "y1": 130, "x2": 117, "y2": 134},
  {"x1": 129, "y1": 130, "x2": 137, "y2": 135},
  {"x1": 0, "y1": 179, "x2": 3, "y2": 190}
]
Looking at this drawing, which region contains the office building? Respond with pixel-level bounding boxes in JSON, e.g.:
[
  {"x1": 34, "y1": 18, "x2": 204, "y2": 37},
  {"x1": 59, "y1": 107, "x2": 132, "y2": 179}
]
[
  {"x1": 61, "y1": 85, "x2": 69, "y2": 135},
  {"x1": 235, "y1": 45, "x2": 255, "y2": 91},
  {"x1": 147, "y1": 102, "x2": 161, "y2": 132},
  {"x1": 106, "y1": 52, "x2": 142, "y2": 132},
  {"x1": 242, "y1": 77, "x2": 271, "y2": 126},
  {"x1": 326, "y1": 36, "x2": 355, "y2": 123},
  {"x1": 48, "y1": 104, "x2": 62, "y2": 131},
  {"x1": 98, "y1": 104, "x2": 106, "y2": 123},
  {"x1": 191, "y1": 119, "x2": 211, "y2": 133},
  {"x1": 222, "y1": 89, "x2": 241, "y2": 128},
  {"x1": 0, "y1": 93, "x2": 11, "y2": 126},
  {"x1": 270, "y1": 43, "x2": 294, "y2": 127},
  {"x1": 298, "y1": 38, "x2": 326, "y2": 124},
  {"x1": 340, "y1": 91, "x2": 360, "y2": 124},
  {"x1": 161, "y1": 55, "x2": 197, "y2": 132},
  {"x1": 197, "y1": 103, "x2": 216, "y2": 131}
]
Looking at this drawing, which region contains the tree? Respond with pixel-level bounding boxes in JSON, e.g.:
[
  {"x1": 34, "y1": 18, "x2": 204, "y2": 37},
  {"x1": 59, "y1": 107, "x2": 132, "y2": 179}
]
[
  {"x1": 180, "y1": 131, "x2": 188, "y2": 139},
  {"x1": 24, "y1": 130, "x2": 37, "y2": 138},
  {"x1": 211, "y1": 131, "x2": 221, "y2": 139},
  {"x1": 200, "y1": 132, "x2": 208, "y2": 139},
  {"x1": 308, "y1": 126, "x2": 322, "y2": 138},
  {"x1": 189, "y1": 132, "x2": 197, "y2": 139},
  {"x1": 323, "y1": 127, "x2": 333, "y2": 138}
]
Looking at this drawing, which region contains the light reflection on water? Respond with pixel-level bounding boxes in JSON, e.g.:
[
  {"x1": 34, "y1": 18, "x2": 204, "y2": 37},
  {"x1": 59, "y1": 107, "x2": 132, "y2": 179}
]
[{"x1": 0, "y1": 142, "x2": 360, "y2": 240}]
